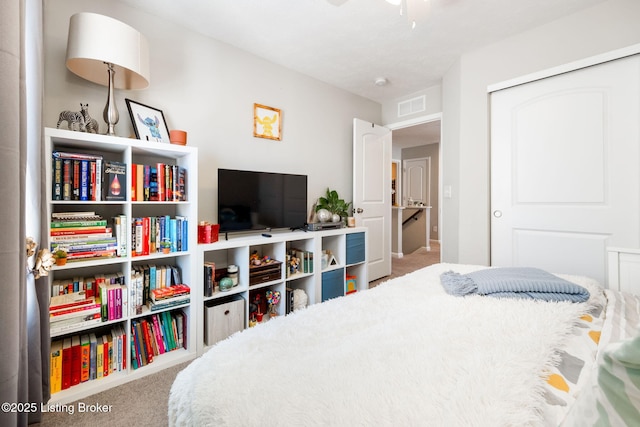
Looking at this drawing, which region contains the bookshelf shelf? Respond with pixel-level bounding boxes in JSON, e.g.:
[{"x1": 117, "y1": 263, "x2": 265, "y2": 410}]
[
  {"x1": 44, "y1": 127, "x2": 198, "y2": 404},
  {"x1": 197, "y1": 227, "x2": 368, "y2": 355}
]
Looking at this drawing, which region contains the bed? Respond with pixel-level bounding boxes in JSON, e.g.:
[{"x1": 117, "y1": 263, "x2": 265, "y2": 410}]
[{"x1": 169, "y1": 263, "x2": 640, "y2": 426}]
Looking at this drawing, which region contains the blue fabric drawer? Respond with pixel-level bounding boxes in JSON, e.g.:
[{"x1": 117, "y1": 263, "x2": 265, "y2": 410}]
[
  {"x1": 322, "y1": 268, "x2": 344, "y2": 302},
  {"x1": 346, "y1": 232, "x2": 365, "y2": 265}
]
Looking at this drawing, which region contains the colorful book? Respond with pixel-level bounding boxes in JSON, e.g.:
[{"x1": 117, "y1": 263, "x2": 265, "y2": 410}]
[
  {"x1": 50, "y1": 340, "x2": 63, "y2": 394},
  {"x1": 103, "y1": 160, "x2": 126, "y2": 201},
  {"x1": 89, "y1": 333, "x2": 97, "y2": 380},
  {"x1": 61, "y1": 337, "x2": 72, "y2": 390},
  {"x1": 80, "y1": 334, "x2": 90, "y2": 382},
  {"x1": 96, "y1": 335, "x2": 104, "y2": 379},
  {"x1": 70, "y1": 335, "x2": 81, "y2": 386}
]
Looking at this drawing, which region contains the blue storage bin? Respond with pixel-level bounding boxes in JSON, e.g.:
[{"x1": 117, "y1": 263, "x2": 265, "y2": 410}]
[
  {"x1": 346, "y1": 232, "x2": 365, "y2": 265},
  {"x1": 322, "y1": 268, "x2": 344, "y2": 302}
]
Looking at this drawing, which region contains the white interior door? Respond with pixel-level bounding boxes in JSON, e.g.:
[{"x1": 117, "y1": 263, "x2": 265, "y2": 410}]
[
  {"x1": 403, "y1": 158, "x2": 430, "y2": 205},
  {"x1": 490, "y1": 54, "x2": 640, "y2": 285},
  {"x1": 353, "y1": 118, "x2": 392, "y2": 281}
]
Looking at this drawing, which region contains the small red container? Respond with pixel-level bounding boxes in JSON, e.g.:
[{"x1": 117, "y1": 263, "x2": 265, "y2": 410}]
[{"x1": 198, "y1": 222, "x2": 220, "y2": 244}]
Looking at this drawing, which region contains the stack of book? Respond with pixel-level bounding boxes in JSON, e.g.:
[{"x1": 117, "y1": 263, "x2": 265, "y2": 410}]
[
  {"x1": 50, "y1": 273, "x2": 128, "y2": 333},
  {"x1": 50, "y1": 292, "x2": 101, "y2": 335},
  {"x1": 50, "y1": 212, "x2": 123, "y2": 261},
  {"x1": 131, "y1": 310, "x2": 187, "y2": 370},
  {"x1": 130, "y1": 264, "x2": 183, "y2": 315},
  {"x1": 50, "y1": 327, "x2": 126, "y2": 394},
  {"x1": 147, "y1": 284, "x2": 190, "y2": 312}
]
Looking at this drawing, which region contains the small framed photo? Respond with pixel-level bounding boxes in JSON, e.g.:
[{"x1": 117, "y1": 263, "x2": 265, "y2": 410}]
[
  {"x1": 125, "y1": 99, "x2": 170, "y2": 143},
  {"x1": 253, "y1": 103, "x2": 282, "y2": 141}
]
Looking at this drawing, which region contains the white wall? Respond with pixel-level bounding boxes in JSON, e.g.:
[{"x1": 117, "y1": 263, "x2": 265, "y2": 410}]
[
  {"x1": 441, "y1": 0, "x2": 640, "y2": 265},
  {"x1": 43, "y1": 0, "x2": 381, "y2": 224}
]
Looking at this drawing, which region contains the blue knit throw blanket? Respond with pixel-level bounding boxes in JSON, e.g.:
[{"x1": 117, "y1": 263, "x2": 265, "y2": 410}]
[{"x1": 440, "y1": 267, "x2": 590, "y2": 303}]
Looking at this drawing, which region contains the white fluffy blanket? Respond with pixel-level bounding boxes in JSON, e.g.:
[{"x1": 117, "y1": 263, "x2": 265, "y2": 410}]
[{"x1": 169, "y1": 263, "x2": 602, "y2": 426}]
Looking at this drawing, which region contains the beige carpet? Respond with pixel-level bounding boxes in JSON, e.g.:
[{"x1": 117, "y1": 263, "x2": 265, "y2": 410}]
[
  {"x1": 36, "y1": 242, "x2": 440, "y2": 427},
  {"x1": 34, "y1": 361, "x2": 191, "y2": 427},
  {"x1": 370, "y1": 241, "x2": 441, "y2": 287}
]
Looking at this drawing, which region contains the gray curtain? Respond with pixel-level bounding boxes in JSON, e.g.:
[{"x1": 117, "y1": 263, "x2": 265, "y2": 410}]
[{"x1": 0, "y1": 0, "x2": 47, "y2": 425}]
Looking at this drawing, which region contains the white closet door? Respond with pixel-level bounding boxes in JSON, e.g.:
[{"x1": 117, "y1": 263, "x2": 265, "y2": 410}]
[{"x1": 490, "y1": 54, "x2": 640, "y2": 284}]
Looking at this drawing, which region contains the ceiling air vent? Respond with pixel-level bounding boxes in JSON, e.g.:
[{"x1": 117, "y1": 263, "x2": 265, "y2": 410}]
[{"x1": 397, "y1": 95, "x2": 426, "y2": 117}]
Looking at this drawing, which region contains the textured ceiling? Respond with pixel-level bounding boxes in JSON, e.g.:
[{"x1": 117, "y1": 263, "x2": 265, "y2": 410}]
[{"x1": 121, "y1": 0, "x2": 605, "y2": 105}]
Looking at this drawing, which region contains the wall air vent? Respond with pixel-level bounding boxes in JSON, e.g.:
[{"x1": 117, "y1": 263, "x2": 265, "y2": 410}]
[{"x1": 397, "y1": 95, "x2": 426, "y2": 117}]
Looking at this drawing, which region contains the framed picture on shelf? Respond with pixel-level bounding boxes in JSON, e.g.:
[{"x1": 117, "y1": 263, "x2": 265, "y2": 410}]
[
  {"x1": 253, "y1": 103, "x2": 282, "y2": 141},
  {"x1": 125, "y1": 99, "x2": 170, "y2": 143}
]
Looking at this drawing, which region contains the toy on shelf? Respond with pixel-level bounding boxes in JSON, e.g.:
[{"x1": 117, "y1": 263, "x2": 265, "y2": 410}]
[
  {"x1": 250, "y1": 250, "x2": 274, "y2": 266},
  {"x1": 249, "y1": 293, "x2": 265, "y2": 326},
  {"x1": 266, "y1": 290, "x2": 281, "y2": 318}
]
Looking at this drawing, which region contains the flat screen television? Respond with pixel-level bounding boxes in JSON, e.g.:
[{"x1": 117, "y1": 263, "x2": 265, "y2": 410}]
[{"x1": 217, "y1": 168, "x2": 308, "y2": 233}]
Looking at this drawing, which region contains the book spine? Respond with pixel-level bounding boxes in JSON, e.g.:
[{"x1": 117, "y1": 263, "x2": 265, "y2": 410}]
[
  {"x1": 72, "y1": 159, "x2": 80, "y2": 200},
  {"x1": 96, "y1": 336, "x2": 104, "y2": 379},
  {"x1": 50, "y1": 227, "x2": 110, "y2": 236},
  {"x1": 50, "y1": 219, "x2": 107, "y2": 228},
  {"x1": 61, "y1": 338, "x2": 72, "y2": 390},
  {"x1": 162, "y1": 311, "x2": 176, "y2": 351},
  {"x1": 151, "y1": 314, "x2": 166, "y2": 354},
  {"x1": 89, "y1": 334, "x2": 97, "y2": 380},
  {"x1": 142, "y1": 217, "x2": 150, "y2": 255},
  {"x1": 52, "y1": 157, "x2": 63, "y2": 200},
  {"x1": 49, "y1": 297, "x2": 95, "y2": 311},
  {"x1": 52, "y1": 150, "x2": 104, "y2": 161},
  {"x1": 135, "y1": 218, "x2": 143, "y2": 256},
  {"x1": 62, "y1": 159, "x2": 72, "y2": 200},
  {"x1": 156, "y1": 163, "x2": 165, "y2": 201},
  {"x1": 144, "y1": 165, "x2": 151, "y2": 201},
  {"x1": 108, "y1": 287, "x2": 115, "y2": 321},
  {"x1": 134, "y1": 321, "x2": 147, "y2": 367},
  {"x1": 165, "y1": 165, "x2": 172, "y2": 201},
  {"x1": 95, "y1": 158, "x2": 102, "y2": 202},
  {"x1": 50, "y1": 232, "x2": 113, "y2": 242},
  {"x1": 89, "y1": 160, "x2": 96, "y2": 201},
  {"x1": 80, "y1": 335, "x2": 90, "y2": 382},
  {"x1": 148, "y1": 297, "x2": 190, "y2": 311},
  {"x1": 80, "y1": 159, "x2": 89, "y2": 201},
  {"x1": 50, "y1": 340, "x2": 63, "y2": 394},
  {"x1": 119, "y1": 214, "x2": 127, "y2": 257},
  {"x1": 49, "y1": 305, "x2": 101, "y2": 321},
  {"x1": 131, "y1": 163, "x2": 137, "y2": 201},
  {"x1": 71, "y1": 336, "x2": 81, "y2": 386},
  {"x1": 129, "y1": 329, "x2": 138, "y2": 370},
  {"x1": 136, "y1": 164, "x2": 144, "y2": 202},
  {"x1": 102, "y1": 335, "x2": 109, "y2": 377}
]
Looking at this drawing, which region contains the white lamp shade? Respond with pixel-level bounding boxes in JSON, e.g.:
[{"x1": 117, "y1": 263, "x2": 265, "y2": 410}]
[{"x1": 66, "y1": 12, "x2": 150, "y2": 89}]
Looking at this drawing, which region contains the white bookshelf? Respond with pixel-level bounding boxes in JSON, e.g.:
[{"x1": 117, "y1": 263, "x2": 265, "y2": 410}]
[{"x1": 44, "y1": 127, "x2": 198, "y2": 404}]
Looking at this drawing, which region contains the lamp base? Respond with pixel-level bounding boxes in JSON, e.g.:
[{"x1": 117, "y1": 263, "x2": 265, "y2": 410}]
[{"x1": 103, "y1": 62, "x2": 118, "y2": 136}]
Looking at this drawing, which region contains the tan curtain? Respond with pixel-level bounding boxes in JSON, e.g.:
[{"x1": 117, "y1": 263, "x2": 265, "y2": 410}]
[{"x1": 0, "y1": 0, "x2": 47, "y2": 425}]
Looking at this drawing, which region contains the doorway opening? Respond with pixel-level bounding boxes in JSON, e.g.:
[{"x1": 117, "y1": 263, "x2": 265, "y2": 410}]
[{"x1": 386, "y1": 113, "x2": 442, "y2": 265}]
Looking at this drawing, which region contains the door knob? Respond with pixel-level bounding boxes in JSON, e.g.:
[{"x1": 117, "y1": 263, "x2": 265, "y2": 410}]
[
  {"x1": 356, "y1": 208, "x2": 364, "y2": 214},
  {"x1": 493, "y1": 210, "x2": 502, "y2": 218}
]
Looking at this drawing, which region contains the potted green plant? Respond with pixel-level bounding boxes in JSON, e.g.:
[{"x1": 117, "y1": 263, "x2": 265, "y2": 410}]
[
  {"x1": 315, "y1": 188, "x2": 352, "y2": 222},
  {"x1": 53, "y1": 249, "x2": 67, "y2": 266}
]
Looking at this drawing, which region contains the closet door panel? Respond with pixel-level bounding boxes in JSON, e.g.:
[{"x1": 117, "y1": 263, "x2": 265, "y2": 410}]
[{"x1": 490, "y1": 54, "x2": 640, "y2": 285}]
